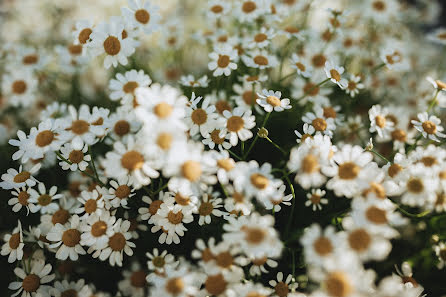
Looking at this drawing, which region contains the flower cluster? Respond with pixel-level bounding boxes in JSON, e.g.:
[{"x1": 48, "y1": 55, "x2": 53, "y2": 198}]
[{"x1": 1, "y1": 0, "x2": 446, "y2": 296}]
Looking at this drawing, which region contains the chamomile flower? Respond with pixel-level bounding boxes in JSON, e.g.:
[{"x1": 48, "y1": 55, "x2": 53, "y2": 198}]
[
  {"x1": 8, "y1": 260, "x2": 55, "y2": 297},
  {"x1": 109, "y1": 69, "x2": 152, "y2": 105},
  {"x1": 411, "y1": 112, "x2": 446, "y2": 142},
  {"x1": 235, "y1": 0, "x2": 266, "y2": 23},
  {"x1": 242, "y1": 49, "x2": 279, "y2": 69},
  {"x1": 97, "y1": 219, "x2": 135, "y2": 267},
  {"x1": 246, "y1": 27, "x2": 275, "y2": 49},
  {"x1": 75, "y1": 189, "x2": 106, "y2": 218},
  {"x1": 345, "y1": 74, "x2": 364, "y2": 97},
  {"x1": 1, "y1": 220, "x2": 24, "y2": 263},
  {"x1": 8, "y1": 187, "x2": 35, "y2": 214},
  {"x1": 268, "y1": 272, "x2": 299, "y2": 297},
  {"x1": 305, "y1": 189, "x2": 328, "y2": 211},
  {"x1": 138, "y1": 191, "x2": 169, "y2": 223},
  {"x1": 300, "y1": 224, "x2": 339, "y2": 267},
  {"x1": 47, "y1": 215, "x2": 86, "y2": 260},
  {"x1": 152, "y1": 201, "x2": 193, "y2": 244},
  {"x1": 146, "y1": 265, "x2": 200, "y2": 297},
  {"x1": 146, "y1": 248, "x2": 177, "y2": 272},
  {"x1": 208, "y1": 44, "x2": 238, "y2": 77},
  {"x1": 121, "y1": 0, "x2": 161, "y2": 34},
  {"x1": 1, "y1": 69, "x2": 38, "y2": 108},
  {"x1": 202, "y1": 128, "x2": 233, "y2": 151},
  {"x1": 105, "y1": 176, "x2": 136, "y2": 209},
  {"x1": 263, "y1": 184, "x2": 293, "y2": 213},
  {"x1": 80, "y1": 211, "x2": 116, "y2": 249},
  {"x1": 179, "y1": 74, "x2": 209, "y2": 88},
  {"x1": 290, "y1": 53, "x2": 312, "y2": 78},
  {"x1": 185, "y1": 94, "x2": 218, "y2": 137},
  {"x1": 58, "y1": 142, "x2": 91, "y2": 171},
  {"x1": 28, "y1": 183, "x2": 63, "y2": 214},
  {"x1": 294, "y1": 123, "x2": 315, "y2": 144},
  {"x1": 223, "y1": 212, "x2": 282, "y2": 258},
  {"x1": 207, "y1": 0, "x2": 231, "y2": 20},
  {"x1": 102, "y1": 136, "x2": 159, "y2": 189},
  {"x1": 302, "y1": 106, "x2": 336, "y2": 137},
  {"x1": 324, "y1": 61, "x2": 348, "y2": 89},
  {"x1": 196, "y1": 191, "x2": 225, "y2": 225},
  {"x1": 369, "y1": 105, "x2": 395, "y2": 139},
  {"x1": 219, "y1": 107, "x2": 255, "y2": 146},
  {"x1": 88, "y1": 19, "x2": 137, "y2": 68},
  {"x1": 72, "y1": 19, "x2": 94, "y2": 45},
  {"x1": 0, "y1": 164, "x2": 40, "y2": 190},
  {"x1": 256, "y1": 90, "x2": 291, "y2": 112}
]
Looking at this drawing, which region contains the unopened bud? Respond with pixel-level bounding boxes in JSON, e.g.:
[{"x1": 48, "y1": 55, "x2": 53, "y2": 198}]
[
  {"x1": 365, "y1": 138, "x2": 373, "y2": 151},
  {"x1": 258, "y1": 127, "x2": 269, "y2": 138}
]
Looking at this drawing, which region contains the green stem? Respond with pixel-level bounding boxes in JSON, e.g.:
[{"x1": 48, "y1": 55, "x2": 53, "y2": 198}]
[
  {"x1": 371, "y1": 62, "x2": 386, "y2": 73},
  {"x1": 152, "y1": 183, "x2": 168, "y2": 196},
  {"x1": 388, "y1": 198, "x2": 431, "y2": 218},
  {"x1": 56, "y1": 151, "x2": 104, "y2": 186},
  {"x1": 243, "y1": 112, "x2": 271, "y2": 159},
  {"x1": 88, "y1": 146, "x2": 100, "y2": 183},
  {"x1": 427, "y1": 89, "x2": 440, "y2": 113},
  {"x1": 265, "y1": 137, "x2": 287, "y2": 155},
  {"x1": 228, "y1": 150, "x2": 243, "y2": 161},
  {"x1": 279, "y1": 71, "x2": 297, "y2": 83},
  {"x1": 284, "y1": 170, "x2": 296, "y2": 238},
  {"x1": 367, "y1": 148, "x2": 391, "y2": 164},
  {"x1": 407, "y1": 134, "x2": 422, "y2": 154}
]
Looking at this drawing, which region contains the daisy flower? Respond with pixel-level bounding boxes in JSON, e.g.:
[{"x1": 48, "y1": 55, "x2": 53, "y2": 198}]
[
  {"x1": 28, "y1": 183, "x2": 63, "y2": 214},
  {"x1": 179, "y1": 74, "x2": 209, "y2": 88},
  {"x1": 231, "y1": 282, "x2": 272, "y2": 297},
  {"x1": 247, "y1": 256, "x2": 278, "y2": 276},
  {"x1": 256, "y1": 90, "x2": 291, "y2": 112},
  {"x1": 97, "y1": 219, "x2": 135, "y2": 267},
  {"x1": 302, "y1": 106, "x2": 336, "y2": 137},
  {"x1": 146, "y1": 248, "x2": 177, "y2": 272},
  {"x1": 295, "y1": 123, "x2": 315, "y2": 144},
  {"x1": 246, "y1": 27, "x2": 275, "y2": 49},
  {"x1": 102, "y1": 136, "x2": 159, "y2": 189},
  {"x1": 305, "y1": 189, "x2": 328, "y2": 211},
  {"x1": 118, "y1": 262, "x2": 148, "y2": 297},
  {"x1": 196, "y1": 191, "x2": 225, "y2": 225},
  {"x1": 291, "y1": 77, "x2": 332, "y2": 106},
  {"x1": 206, "y1": 0, "x2": 231, "y2": 20},
  {"x1": 263, "y1": 184, "x2": 293, "y2": 213},
  {"x1": 224, "y1": 186, "x2": 254, "y2": 216},
  {"x1": 1, "y1": 69, "x2": 38, "y2": 108},
  {"x1": 8, "y1": 187, "x2": 34, "y2": 214},
  {"x1": 0, "y1": 164, "x2": 41, "y2": 190},
  {"x1": 8, "y1": 260, "x2": 55, "y2": 297},
  {"x1": 23, "y1": 119, "x2": 65, "y2": 161},
  {"x1": 109, "y1": 69, "x2": 152, "y2": 105},
  {"x1": 47, "y1": 215, "x2": 86, "y2": 261},
  {"x1": 60, "y1": 105, "x2": 108, "y2": 147},
  {"x1": 72, "y1": 19, "x2": 94, "y2": 45},
  {"x1": 88, "y1": 19, "x2": 137, "y2": 68},
  {"x1": 235, "y1": 0, "x2": 265, "y2": 23},
  {"x1": 324, "y1": 61, "x2": 348, "y2": 89},
  {"x1": 219, "y1": 107, "x2": 255, "y2": 146},
  {"x1": 80, "y1": 211, "x2": 116, "y2": 249},
  {"x1": 199, "y1": 263, "x2": 243, "y2": 296},
  {"x1": 394, "y1": 262, "x2": 423, "y2": 290},
  {"x1": 399, "y1": 166, "x2": 438, "y2": 207},
  {"x1": 152, "y1": 201, "x2": 193, "y2": 244},
  {"x1": 202, "y1": 128, "x2": 233, "y2": 151},
  {"x1": 58, "y1": 142, "x2": 91, "y2": 172},
  {"x1": 138, "y1": 192, "x2": 168, "y2": 223},
  {"x1": 146, "y1": 265, "x2": 200, "y2": 297},
  {"x1": 233, "y1": 161, "x2": 282, "y2": 204},
  {"x1": 242, "y1": 49, "x2": 279, "y2": 69},
  {"x1": 322, "y1": 144, "x2": 374, "y2": 198},
  {"x1": 39, "y1": 197, "x2": 79, "y2": 236},
  {"x1": 269, "y1": 272, "x2": 299, "y2": 297},
  {"x1": 107, "y1": 106, "x2": 141, "y2": 142},
  {"x1": 223, "y1": 212, "x2": 282, "y2": 258},
  {"x1": 185, "y1": 94, "x2": 218, "y2": 137},
  {"x1": 134, "y1": 83, "x2": 188, "y2": 130},
  {"x1": 1, "y1": 220, "x2": 24, "y2": 263},
  {"x1": 368, "y1": 105, "x2": 395, "y2": 139},
  {"x1": 427, "y1": 27, "x2": 446, "y2": 45},
  {"x1": 208, "y1": 44, "x2": 238, "y2": 77},
  {"x1": 345, "y1": 74, "x2": 364, "y2": 97},
  {"x1": 121, "y1": 0, "x2": 161, "y2": 34},
  {"x1": 411, "y1": 112, "x2": 446, "y2": 142},
  {"x1": 105, "y1": 176, "x2": 136, "y2": 209},
  {"x1": 341, "y1": 220, "x2": 392, "y2": 261},
  {"x1": 290, "y1": 53, "x2": 312, "y2": 78},
  {"x1": 300, "y1": 224, "x2": 339, "y2": 267},
  {"x1": 210, "y1": 150, "x2": 235, "y2": 184},
  {"x1": 75, "y1": 189, "x2": 106, "y2": 218},
  {"x1": 52, "y1": 279, "x2": 85, "y2": 297}
]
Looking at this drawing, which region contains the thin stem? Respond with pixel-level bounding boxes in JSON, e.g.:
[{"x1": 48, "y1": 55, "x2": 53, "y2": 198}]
[
  {"x1": 228, "y1": 149, "x2": 243, "y2": 161},
  {"x1": 243, "y1": 112, "x2": 271, "y2": 159},
  {"x1": 371, "y1": 62, "x2": 386, "y2": 73},
  {"x1": 407, "y1": 134, "x2": 422, "y2": 154},
  {"x1": 152, "y1": 182, "x2": 168, "y2": 196},
  {"x1": 367, "y1": 148, "x2": 391, "y2": 164},
  {"x1": 279, "y1": 71, "x2": 297, "y2": 83},
  {"x1": 427, "y1": 89, "x2": 440, "y2": 113},
  {"x1": 220, "y1": 182, "x2": 228, "y2": 197},
  {"x1": 265, "y1": 136, "x2": 287, "y2": 155},
  {"x1": 56, "y1": 151, "x2": 104, "y2": 186},
  {"x1": 284, "y1": 170, "x2": 296, "y2": 238},
  {"x1": 388, "y1": 198, "x2": 431, "y2": 218},
  {"x1": 88, "y1": 146, "x2": 100, "y2": 182}
]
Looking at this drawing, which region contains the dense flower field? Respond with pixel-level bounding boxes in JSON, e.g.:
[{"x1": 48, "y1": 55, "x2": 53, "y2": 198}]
[{"x1": 1, "y1": 0, "x2": 446, "y2": 296}]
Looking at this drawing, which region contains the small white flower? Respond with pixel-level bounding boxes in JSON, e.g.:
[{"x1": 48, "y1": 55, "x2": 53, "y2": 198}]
[
  {"x1": 8, "y1": 260, "x2": 55, "y2": 297},
  {"x1": 256, "y1": 90, "x2": 291, "y2": 112},
  {"x1": 290, "y1": 53, "x2": 312, "y2": 78},
  {"x1": 1, "y1": 220, "x2": 24, "y2": 263},
  {"x1": 208, "y1": 44, "x2": 238, "y2": 77},
  {"x1": 121, "y1": 0, "x2": 161, "y2": 34},
  {"x1": 219, "y1": 107, "x2": 256, "y2": 146},
  {"x1": 58, "y1": 142, "x2": 91, "y2": 171},
  {"x1": 109, "y1": 69, "x2": 152, "y2": 105},
  {"x1": 411, "y1": 112, "x2": 446, "y2": 142},
  {"x1": 324, "y1": 61, "x2": 348, "y2": 89},
  {"x1": 28, "y1": 183, "x2": 63, "y2": 214},
  {"x1": 305, "y1": 189, "x2": 328, "y2": 211},
  {"x1": 47, "y1": 215, "x2": 86, "y2": 261}
]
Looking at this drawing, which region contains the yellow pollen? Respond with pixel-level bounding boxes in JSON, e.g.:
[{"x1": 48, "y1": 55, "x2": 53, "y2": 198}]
[
  {"x1": 154, "y1": 102, "x2": 173, "y2": 118},
  {"x1": 103, "y1": 36, "x2": 121, "y2": 56}
]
